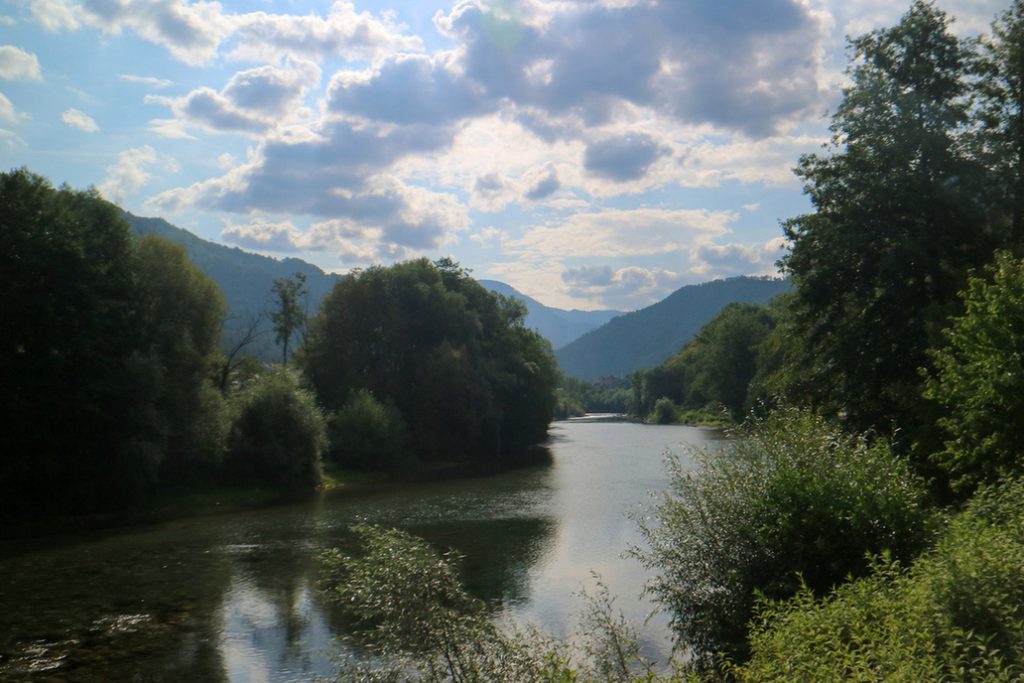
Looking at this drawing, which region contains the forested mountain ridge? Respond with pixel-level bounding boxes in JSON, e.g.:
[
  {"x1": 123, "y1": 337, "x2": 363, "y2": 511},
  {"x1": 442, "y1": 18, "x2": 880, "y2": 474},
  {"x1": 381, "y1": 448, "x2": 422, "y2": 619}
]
[
  {"x1": 479, "y1": 280, "x2": 622, "y2": 349},
  {"x1": 126, "y1": 213, "x2": 337, "y2": 361},
  {"x1": 125, "y1": 213, "x2": 622, "y2": 354},
  {"x1": 556, "y1": 276, "x2": 792, "y2": 380}
]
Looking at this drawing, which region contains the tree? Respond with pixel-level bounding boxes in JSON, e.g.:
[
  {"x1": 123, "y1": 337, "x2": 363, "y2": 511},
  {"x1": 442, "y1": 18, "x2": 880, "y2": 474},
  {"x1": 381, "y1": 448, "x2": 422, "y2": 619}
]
[
  {"x1": 0, "y1": 169, "x2": 145, "y2": 514},
  {"x1": 924, "y1": 251, "x2": 1024, "y2": 496},
  {"x1": 977, "y1": 0, "x2": 1024, "y2": 242},
  {"x1": 300, "y1": 259, "x2": 557, "y2": 468},
  {"x1": 132, "y1": 235, "x2": 229, "y2": 482},
  {"x1": 781, "y1": 1, "x2": 992, "y2": 440},
  {"x1": 226, "y1": 367, "x2": 327, "y2": 489},
  {"x1": 270, "y1": 272, "x2": 307, "y2": 364}
]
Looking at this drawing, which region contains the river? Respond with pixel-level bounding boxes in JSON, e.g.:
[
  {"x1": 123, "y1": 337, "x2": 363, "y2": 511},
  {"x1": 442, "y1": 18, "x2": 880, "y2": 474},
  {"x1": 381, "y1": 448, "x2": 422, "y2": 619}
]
[{"x1": 0, "y1": 418, "x2": 721, "y2": 682}]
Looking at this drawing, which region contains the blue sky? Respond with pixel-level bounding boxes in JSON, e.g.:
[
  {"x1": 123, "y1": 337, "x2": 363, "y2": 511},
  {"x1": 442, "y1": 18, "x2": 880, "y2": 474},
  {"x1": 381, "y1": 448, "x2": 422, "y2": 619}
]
[{"x1": 0, "y1": 0, "x2": 1010, "y2": 310}]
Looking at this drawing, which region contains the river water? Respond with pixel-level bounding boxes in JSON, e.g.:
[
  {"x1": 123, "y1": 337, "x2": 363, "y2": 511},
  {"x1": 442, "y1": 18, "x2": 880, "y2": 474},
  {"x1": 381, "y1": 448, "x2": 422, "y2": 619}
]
[{"x1": 0, "y1": 418, "x2": 720, "y2": 682}]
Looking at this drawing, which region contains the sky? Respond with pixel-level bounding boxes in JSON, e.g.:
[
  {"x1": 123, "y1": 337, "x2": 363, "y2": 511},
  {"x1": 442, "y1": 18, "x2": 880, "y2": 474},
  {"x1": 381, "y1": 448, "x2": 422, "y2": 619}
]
[{"x1": 0, "y1": 0, "x2": 1012, "y2": 310}]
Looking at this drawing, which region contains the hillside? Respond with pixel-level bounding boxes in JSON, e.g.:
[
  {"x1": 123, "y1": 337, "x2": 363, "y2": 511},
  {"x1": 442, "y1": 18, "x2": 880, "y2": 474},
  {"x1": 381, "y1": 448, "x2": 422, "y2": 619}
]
[
  {"x1": 480, "y1": 280, "x2": 622, "y2": 349},
  {"x1": 555, "y1": 277, "x2": 792, "y2": 380},
  {"x1": 126, "y1": 213, "x2": 337, "y2": 361},
  {"x1": 124, "y1": 214, "x2": 614, "y2": 357}
]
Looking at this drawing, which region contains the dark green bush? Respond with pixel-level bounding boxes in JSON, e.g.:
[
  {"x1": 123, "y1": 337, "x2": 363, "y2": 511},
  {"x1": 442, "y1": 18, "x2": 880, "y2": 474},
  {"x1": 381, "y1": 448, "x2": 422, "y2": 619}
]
[
  {"x1": 652, "y1": 397, "x2": 679, "y2": 424},
  {"x1": 227, "y1": 368, "x2": 327, "y2": 489},
  {"x1": 637, "y1": 408, "x2": 934, "y2": 668},
  {"x1": 329, "y1": 389, "x2": 410, "y2": 471},
  {"x1": 738, "y1": 478, "x2": 1024, "y2": 682}
]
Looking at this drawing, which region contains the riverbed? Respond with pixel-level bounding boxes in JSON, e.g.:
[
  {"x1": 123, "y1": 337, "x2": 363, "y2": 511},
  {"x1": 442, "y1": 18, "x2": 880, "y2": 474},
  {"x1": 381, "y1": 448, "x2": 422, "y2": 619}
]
[{"x1": 0, "y1": 419, "x2": 721, "y2": 681}]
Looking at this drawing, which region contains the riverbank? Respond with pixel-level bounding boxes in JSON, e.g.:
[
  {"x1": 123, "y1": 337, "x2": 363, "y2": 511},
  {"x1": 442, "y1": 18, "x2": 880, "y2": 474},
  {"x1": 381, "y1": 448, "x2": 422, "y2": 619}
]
[{"x1": 0, "y1": 463, "x2": 387, "y2": 543}]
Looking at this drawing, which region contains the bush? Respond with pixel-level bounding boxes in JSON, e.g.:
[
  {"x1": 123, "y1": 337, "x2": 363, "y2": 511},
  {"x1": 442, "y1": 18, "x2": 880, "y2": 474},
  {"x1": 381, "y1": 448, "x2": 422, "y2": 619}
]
[
  {"x1": 319, "y1": 525, "x2": 678, "y2": 682},
  {"x1": 329, "y1": 389, "x2": 410, "y2": 471},
  {"x1": 924, "y1": 251, "x2": 1024, "y2": 497},
  {"x1": 652, "y1": 397, "x2": 679, "y2": 424},
  {"x1": 636, "y1": 408, "x2": 934, "y2": 668},
  {"x1": 737, "y1": 478, "x2": 1024, "y2": 682},
  {"x1": 227, "y1": 368, "x2": 327, "y2": 489}
]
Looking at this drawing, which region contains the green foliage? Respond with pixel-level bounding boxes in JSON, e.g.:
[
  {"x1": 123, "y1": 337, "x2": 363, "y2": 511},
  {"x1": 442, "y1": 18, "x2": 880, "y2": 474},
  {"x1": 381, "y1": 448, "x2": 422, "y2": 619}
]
[
  {"x1": 556, "y1": 376, "x2": 632, "y2": 417},
  {"x1": 924, "y1": 251, "x2": 1024, "y2": 496},
  {"x1": 737, "y1": 478, "x2": 1024, "y2": 682},
  {"x1": 270, "y1": 271, "x2": 307, "y2": 364},
  {"x1": 132, "y1": 235, "x2": 229, "y2": 482},
  {"x1": 0, "y1": 170, "x2": 227, "y2": 513},
  {"x1": 300, "y1": 258, "x2": 557, "y2": 468},
  {"x1": 319, "y1": 525, "x2": 684, "y2": 682},
  {"x1": 780, "y1": 1, "x2": 998, "y2": 440},
  {"x1": 1, "y1": 169, "x2": 145, "y2": 514},
  {"x1": 634, "y1": 303, "x2": 778, "y2": 422},
  {"x1": 652, "y1": 397, "x2": 678, "y2": 425},
  {"x1": 976, "y1": 0, "x2": 1024, "y2": 241},
  {"x1": 127, "y1": 213, "x2": 336, "y2": 364},
  {"x1": 329, "y1": 389, "x2": 410, "y2": 471},
  {"x1": 227, "y1": 367, "x2": 327, "y2": 489},
  {"x1": 636, "y1": 409, "x2": 933, "y2": 668}
]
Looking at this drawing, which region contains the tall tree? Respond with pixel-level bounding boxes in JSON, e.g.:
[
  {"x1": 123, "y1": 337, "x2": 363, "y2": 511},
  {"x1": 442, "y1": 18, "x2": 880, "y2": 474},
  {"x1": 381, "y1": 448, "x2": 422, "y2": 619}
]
[
  {"x1": 271, "y1": 272, "x2": 307, "y2": 364},
  {"x1": 781, "y1": 1, "x2": 990, "y2": 439},
  {"x1": 977, "y1": 0, "x2": 1024, "y2": 242}
]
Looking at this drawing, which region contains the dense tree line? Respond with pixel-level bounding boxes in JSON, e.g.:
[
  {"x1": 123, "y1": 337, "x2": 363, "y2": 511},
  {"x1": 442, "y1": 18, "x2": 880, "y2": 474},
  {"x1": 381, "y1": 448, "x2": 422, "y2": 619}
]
[
  {"x1": 0, "y1": 171, "x2": 328, "y2": 519},
  {"x1": 0, "y1": 173, "x2": 556, "y2": 521}
]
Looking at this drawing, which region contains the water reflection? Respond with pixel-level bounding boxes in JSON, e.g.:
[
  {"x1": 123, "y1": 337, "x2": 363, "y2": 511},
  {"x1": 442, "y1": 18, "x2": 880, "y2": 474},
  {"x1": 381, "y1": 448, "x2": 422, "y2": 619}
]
[{"x1": 0, "y1": 421, "x2": 714, "y2": 681}]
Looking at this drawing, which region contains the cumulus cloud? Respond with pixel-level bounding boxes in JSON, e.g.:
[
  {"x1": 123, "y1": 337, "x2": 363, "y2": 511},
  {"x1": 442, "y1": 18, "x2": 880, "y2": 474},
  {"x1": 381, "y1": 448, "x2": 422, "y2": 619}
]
[
  {"x1": 220, "y1": 220, "x2": 306, "y2": 253},
  {"x1": 29, "y1": 0, "x2": 420, "y2": 66},
  {"x1": 562, "y1": 264, "x2": 687, "y2": 308},
  {"x1": 150, "y1": 116, "x2": 469, "y2": 255},
  {"x1": 524, "y1": 164, "x2": 560, "y2": 200},
  {"x1": 98, "y1": 145, "x2": 159, "y2": 204},
  {"x1": 0, "y1": 46, "x2": 42, "y2": 80},
  {"x1": 688, "y1": 237, "x2": 788, "y2": 279},
  {"x1": 509, "y1": 207, "x2": 735, "y2": 260},
  {"x1": 226, "y1": 1, "x2": 423, "y2": 64},
  {"x1": 61, "y1": 107, "x2": 98, "y2": 132},
  {"x1": 146, "y1": 59, "x2": 319, "y2": 136},
  {"x1": 432, "y1": 0, "x2": 827, "y2": 138},
  {"x1": 583, "y1": 133, "x2": 669, "y2": 181}
]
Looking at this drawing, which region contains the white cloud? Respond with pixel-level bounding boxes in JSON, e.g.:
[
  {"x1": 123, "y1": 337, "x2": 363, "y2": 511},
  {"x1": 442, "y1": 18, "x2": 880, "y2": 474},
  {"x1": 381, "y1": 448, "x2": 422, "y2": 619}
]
[
  {"x1": 98, "y1": 146, "x2": 159, "y2": 205},
  {"x1": 220, "y1": 219, "x2": 306, "y2": 253},
  {"x1": 119, "y1": 74, "x2": 174, "y2": 89},
  {"x1": 146, "y1": 59, "x2": 319, "y2": 136},
  {"x1": 61, "y1": 107, "x2": 98, "y2": 132},
  {"x1": 0, "y1": 16, "x2": 15, "y2": 27},
  {"x1": 0, "y1": 128, "x2": 26, "y2": 148},
  {"x1": 27, "y1": 0, "x2": 420, "y2": 66},
  {"x1": 561, "y1": 264, "x2": 688, "y2": 309},
  {"x1": 688, "y1": 237, "x2": 788, "y2": 279},
  {"x1": 0, "y1": 92, "x2": 18, "y2": 123},
  {"x1": 0, "y1": 46, "x2": 42, "y2": 81},
  {"x1": 28, "y1": 0, "x2": 79, "y2": 31},
  {"x1": 509, "y1": 207, "x2": 734, "y2": 260}
]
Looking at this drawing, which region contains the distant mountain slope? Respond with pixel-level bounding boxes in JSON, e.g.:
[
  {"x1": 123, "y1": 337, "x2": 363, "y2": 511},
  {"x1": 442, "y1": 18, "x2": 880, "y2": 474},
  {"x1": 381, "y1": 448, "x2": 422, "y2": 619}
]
[
  {"x1": 126, "y1": 213, "x2": 337, "y2": 361},
  {"x1": 479, "y1": 280, "x2": 622, "y2": 349},
  {"x1": 555, "y1": 277, "x2": 792, "y2": 380}
]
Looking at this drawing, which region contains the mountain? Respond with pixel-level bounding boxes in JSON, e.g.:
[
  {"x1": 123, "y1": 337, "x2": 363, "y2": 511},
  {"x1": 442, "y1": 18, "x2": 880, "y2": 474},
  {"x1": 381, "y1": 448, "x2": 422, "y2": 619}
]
[
  {"x1": 555, "y1": 276, "x2": 793, "y2": 380},
  {"x1": 126, "y1": 213, "x2": 337, "y2": 361},
  {"x1": 479, "y1": 280, "x2": 622, "y2": 349},
  {"x1": 124, "y1": 214, "x2": 612, "y2": 358}
]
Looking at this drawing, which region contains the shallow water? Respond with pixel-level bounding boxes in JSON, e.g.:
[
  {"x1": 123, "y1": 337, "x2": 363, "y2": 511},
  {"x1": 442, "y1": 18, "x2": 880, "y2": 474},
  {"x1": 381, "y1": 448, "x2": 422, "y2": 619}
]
[{"x1": 0, "y1": 419, "x2": 720, "y2": 682}]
